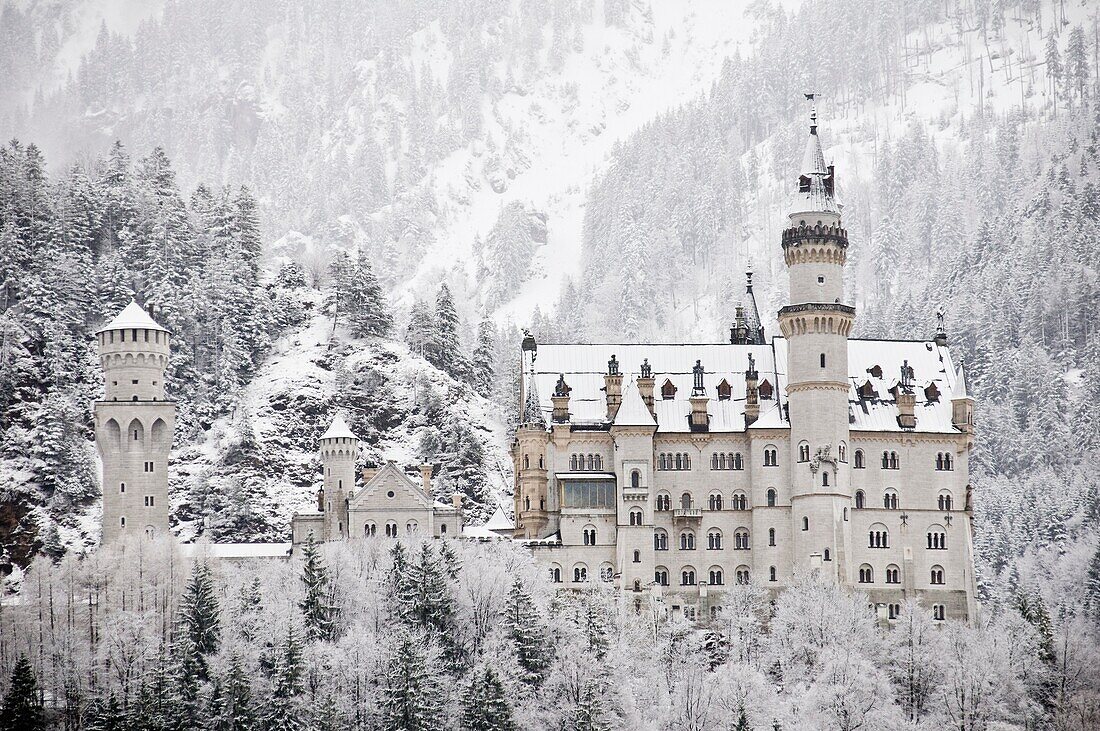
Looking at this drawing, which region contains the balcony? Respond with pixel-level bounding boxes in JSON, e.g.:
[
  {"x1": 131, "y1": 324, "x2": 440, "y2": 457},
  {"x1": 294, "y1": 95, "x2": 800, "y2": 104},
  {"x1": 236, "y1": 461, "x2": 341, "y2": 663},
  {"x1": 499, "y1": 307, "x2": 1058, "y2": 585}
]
[{"x1": 673, "y1": 507, "x2": 702, "y2": 521}]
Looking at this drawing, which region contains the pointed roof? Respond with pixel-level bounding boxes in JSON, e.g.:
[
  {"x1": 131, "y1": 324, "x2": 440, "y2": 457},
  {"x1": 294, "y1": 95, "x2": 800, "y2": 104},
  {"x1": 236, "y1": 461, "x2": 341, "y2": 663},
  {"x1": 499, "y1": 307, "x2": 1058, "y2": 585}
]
[
  {"x1": 521, "y1": 372, "x2": 545, "y2": 427},
  {"x1": 791, "y1": 97, "x2": 839, "y2": 217},
  {"x1": 613, "y1": 377, "x2": 656, "y2": 427},
  {"x1": 484, "y1": 505, "x2": 514, "y2": 533},
  {"x1": 951, "y1": 362, "x2": 970, "y2": 400},
  {"x1": 97, "y1": 300, "x2": 168, "y2": 333},
  {"x1": 320, "y1": 413, "x2": 358, "y2": 441},
  {"x1": 740, "y1": 271, "x2": 764, "y2": 345}
]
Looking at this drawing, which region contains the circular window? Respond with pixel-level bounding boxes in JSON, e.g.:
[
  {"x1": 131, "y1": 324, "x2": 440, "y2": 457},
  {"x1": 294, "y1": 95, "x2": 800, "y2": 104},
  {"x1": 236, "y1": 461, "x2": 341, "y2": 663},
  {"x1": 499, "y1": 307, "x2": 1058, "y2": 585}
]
[{"x1": 387, "y1": 490, "x2": 395, "y2": 498}]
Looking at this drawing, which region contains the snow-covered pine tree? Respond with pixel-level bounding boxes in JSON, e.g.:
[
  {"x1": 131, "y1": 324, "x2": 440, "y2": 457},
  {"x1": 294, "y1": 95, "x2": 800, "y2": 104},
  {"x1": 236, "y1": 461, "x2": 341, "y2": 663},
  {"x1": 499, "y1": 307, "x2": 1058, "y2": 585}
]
[
  {"x1": 433, "y1": 283, "x2": 468, "y2": 379},
  {"x1": 501, "y1": 577, "x2": 550, "y2": 686},
  {"x1": 471, "y1": 318, "x2": 496, "y2": 397},
  {"x1": 344, "y1": 250, "x2": 392, "y2": 338},
  {"x1": 0, "y1": 655, "x2": 45, "y2": 731},
  {"x1": 379, "y1": 629, "x2": 443, "y2": 731},
  {"x1": 263, "y1": 623, "x2": 307, "y2": 731},
  {"x1": 405, "y1": 298, "x2": 437, "y2": 362},
  {"x1": 298, "y1": 533, "x2": 338, "y2": 642},
  {"x1": 178, "y1": 561, "x2": 221, "y2": 671},
  {"x1": 461, "y1": 666, "x2": 516, "y2": 731},
  {"x1": 210, "y1": 653, "x2": 255, "y2": 731}
]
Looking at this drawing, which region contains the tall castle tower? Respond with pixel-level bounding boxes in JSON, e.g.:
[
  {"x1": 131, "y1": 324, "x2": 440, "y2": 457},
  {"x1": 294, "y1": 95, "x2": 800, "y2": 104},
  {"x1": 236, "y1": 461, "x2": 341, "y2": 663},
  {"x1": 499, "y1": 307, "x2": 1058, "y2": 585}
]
[
  {"x1": 319, "y1": 414, "x2": 358, "y2": 541},
  {"x1": 94, "y1": 301, "x2": 175, "y2": 543},
  {"x1": 777, "y1": 99, "x2": 856, "y2": 580},
  {"x1": 514, "y1": 331, "x2": 549, "y2": 538}
]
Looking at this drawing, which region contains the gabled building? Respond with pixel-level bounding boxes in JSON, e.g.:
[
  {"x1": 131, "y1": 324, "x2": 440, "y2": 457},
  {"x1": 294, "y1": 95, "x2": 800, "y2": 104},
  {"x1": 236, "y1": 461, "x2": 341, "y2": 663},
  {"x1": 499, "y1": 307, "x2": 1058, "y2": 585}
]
[{"x1": 511, "y1": 104, "x2": 979, "y2": 623}]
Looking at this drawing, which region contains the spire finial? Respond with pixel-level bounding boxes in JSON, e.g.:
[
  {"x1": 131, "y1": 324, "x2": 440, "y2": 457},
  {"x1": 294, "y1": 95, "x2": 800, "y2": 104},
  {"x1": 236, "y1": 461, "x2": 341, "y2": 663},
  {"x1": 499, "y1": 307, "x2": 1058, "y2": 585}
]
[{"x1": 805, "y1": 92, "x2": 817, "y2": 135}]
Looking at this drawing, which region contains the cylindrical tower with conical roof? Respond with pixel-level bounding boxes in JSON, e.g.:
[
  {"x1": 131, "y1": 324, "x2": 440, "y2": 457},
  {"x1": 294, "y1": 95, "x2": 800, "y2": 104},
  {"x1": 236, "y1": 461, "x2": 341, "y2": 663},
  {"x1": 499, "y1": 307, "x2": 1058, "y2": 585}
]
[
  {"x1": 319, "y1": 414, "x2": 359, "y2": 541},
  {"x1": 94, "y1": 300, "x2": 175, "y2": 543},
  {"x1": 778, "y1": 99, "x2": 856, "y2": 582}
]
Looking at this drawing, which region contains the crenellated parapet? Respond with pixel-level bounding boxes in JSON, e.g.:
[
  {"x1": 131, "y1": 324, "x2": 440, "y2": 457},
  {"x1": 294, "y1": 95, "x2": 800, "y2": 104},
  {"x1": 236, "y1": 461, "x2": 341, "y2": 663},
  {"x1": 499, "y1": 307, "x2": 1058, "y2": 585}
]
[
  {"x1": 777, "y1": 303, "x2": 856, "y2": 338},
  {"x1": 781, "y1": 223, "x2": 849, "y2": 265}
]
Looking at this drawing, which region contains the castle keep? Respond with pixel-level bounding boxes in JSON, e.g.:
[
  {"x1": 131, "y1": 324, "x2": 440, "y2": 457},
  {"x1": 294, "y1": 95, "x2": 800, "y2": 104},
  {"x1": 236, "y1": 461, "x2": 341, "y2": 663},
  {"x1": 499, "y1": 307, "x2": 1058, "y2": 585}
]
[{"x1": 511, "y1": 107, "x2": 978, "y2": 621}]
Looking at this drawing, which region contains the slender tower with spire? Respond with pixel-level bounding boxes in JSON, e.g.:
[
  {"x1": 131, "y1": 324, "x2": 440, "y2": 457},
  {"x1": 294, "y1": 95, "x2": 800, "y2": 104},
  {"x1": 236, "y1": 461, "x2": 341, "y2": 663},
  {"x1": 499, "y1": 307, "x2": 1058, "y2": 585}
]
[
  {"x1": 514, "y1": 331, "x2": 549, "y2": 538},
  {"x1": 778, "y1": 97, "x2": 856, "y2": 581}
]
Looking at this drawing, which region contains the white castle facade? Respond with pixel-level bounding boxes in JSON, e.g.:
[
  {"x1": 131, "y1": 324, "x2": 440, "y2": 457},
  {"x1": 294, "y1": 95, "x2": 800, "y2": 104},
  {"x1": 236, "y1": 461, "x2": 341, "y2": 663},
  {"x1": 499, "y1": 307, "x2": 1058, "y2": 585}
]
[
  {"x1": 93, "y1": 109, "x2": 978, "y2": 623},
  {"x1": 511, "y1": 109, "x2": 978, "y2": 622}
]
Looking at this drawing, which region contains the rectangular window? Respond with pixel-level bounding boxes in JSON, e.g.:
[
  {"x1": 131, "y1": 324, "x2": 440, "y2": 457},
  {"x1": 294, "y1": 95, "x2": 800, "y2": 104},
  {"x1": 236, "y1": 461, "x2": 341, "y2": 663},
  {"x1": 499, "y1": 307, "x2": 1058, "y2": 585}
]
[
  {"x1": 144, "y1": 496, "x2": 155, "y2": 507},
  {"x1": 132, "y1": 379, "x2": 139, "y2": 385},
  {"x1": 120, "y1": 482, "x2": 126, "y2": 493},
  {"x1": 144, "y1": 461, "x2": 154, "y2": 473},
  {"x1": 561, "y1": 479, "x2": 616, "y2": 509}
]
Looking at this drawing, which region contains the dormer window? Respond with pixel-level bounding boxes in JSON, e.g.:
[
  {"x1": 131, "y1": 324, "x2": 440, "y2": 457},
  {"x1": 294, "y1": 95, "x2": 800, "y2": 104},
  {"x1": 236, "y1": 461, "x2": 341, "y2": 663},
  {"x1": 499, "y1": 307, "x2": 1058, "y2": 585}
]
[
  {"x1": 858, "y1": 380, "x2": 877, "y2": 399},
  {"x1": 925, "y1": 383, "x2": 941, "y2": 402},
  {"x1": 717, "y1": 379, "x2": 732, "y2": 401},
  {"x1": 869, "y1": 365, "x2": 883, "y2": 379},
  {"x1": 661, "y1": 379, "x2": 677, "y2": 400},
  {"x1": 758, "y1": 380, "x2": 773, "y2": 400}
]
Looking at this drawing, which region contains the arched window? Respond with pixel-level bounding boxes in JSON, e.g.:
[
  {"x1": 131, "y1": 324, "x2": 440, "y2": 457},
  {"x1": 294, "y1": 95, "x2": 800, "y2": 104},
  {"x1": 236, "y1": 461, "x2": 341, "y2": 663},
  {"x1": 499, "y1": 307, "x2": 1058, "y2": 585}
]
[
  {"x1": 854, "y1": 450, "x2": 865, "y2": 469},
  {"x1": 838, "y1": 442, "x2": 847, "y2": 462},
  {"x1": 656, "y1": 492, "x2": 671, "y2": 511},
  {"x1": 735, "y1": 566, "x2": 750, "y2": 585},
  {"x1": 823, "y1": 548, "x2": 831, "y2": 561},
  {"x1": 769, "y1": 566, "x2": 777, "y2": 582},
  {"x1": 764, "y1": 447, "x2": 778, "y2": 466},
  {"x1": 855, "y1": 490, "x2": 865, "y2": 509},
  {"x1": 550, "y1": 565, "x2": 562, "y2": 583},
  {"x1": 633, "y1": 579, "x2": 642, "y2": 592},
  {"x1": 767, "y1": 488, "x2": 777, "y2": 507},
  {"x1": 933, "y1": 604, "x2": 945, "y2": 621},
  {"x1": 570, "y1": 455, "x2": 578, "y2": 471},
  {"x1": 680, "y1": 531, "x2": 696, "y2": 550},
  {"x1": 868, "y1": 524, "x2": 889, "y2": 548},
  {"x1": 631, "y1": 470, "x2": 641, "y2": 488},
  {"x1": 890, "y1": 452, "x2": 899, "y2": 469},
  {"x1": 586, "y1": 454, "x2": 595, "y2": 471},
  {"x1": 708, "y1": 492, "x2": 723, "y2": 511},
  {"x1": 582, "y1": 525, "x2": 597, "y2": 546},
  {"x1": 888, "y1": 603, "x2": 901, "y2": 620},
  {"x1": 930, "y1": 565, "x2": 945, "y2": 585},
  {"x1": 385, "y1": 521, "x2": 398, "y2": 537},
  {"x1": 655, "y1": 567, "x2": 669, "y2": 586},
  {"x1": 525, "y1": 496, "x2": 531, "y2": 510},
  {"x1": 680, "y1": 492, "x2": 692, "y2": 510},
  {"x1": 943, "y1": 453, "x2": 953, "y2": 470},
  {"x1": 768, "y1": 528, "x2": 776, "y2": 546},
  {"x1": 731, "y1": 491, "x2": 748, "y2": 511},
  {"x1": 633, "y1": 549, "x2": 641, "y2": 563},
  {"x1": 858, "y1": 564, "x2": 873, "y2": 583},
  {"x1": 683, "y1": 454, "x2": 691, "y2": 470},
  {"x1": 936, "y1": 453, "x2": 944, "y2": 471},
  {"x1": 365, "y1": 522, "x2": 376, "y2": 537},
  {"x1": 658, "y1": 453, "x2": 667, "y2": 471},
  {"x1": 734, "y1": 453, "x2": 744, "y2": 470},
  {"x1": 629, "y1": 508, "x2": 643, "y2": 526},
  {"x1": 820, "y1": 353, "x2": 826, "y2": 368},
  {"x1": 881, "y1": 451, "x2": 890, "y2": 469},
  {"x1": 675, "y1": 453, "x2": 683, "y2": 470},
  {"x1": 883, "y1": 489, "x2": 899, "y2": 510},
  {"x1": 734, "y1": 528, "x2": 750, "y2": 550},
  {"x1": 707, "y1": 529, "x2": 723, "y2": 550},
  {"x1": 798, "y1": 442, "x2": 810, "y2": 462},
  {"x1": 600, "y1": 564, "x2": 614, "y2": 582},
  {"x1": 822, "y1": 471, "x2": 830, "y2": 487},
  {"x1": 709, "y1": 567, "x2": 724, "y2": 585},
  {"x1": 938, "y1": 491, "x2": 953, "y2": 511},
  {"x1": 927, "y1": 526, "x2": 947, "y2": 550},
  {"x1": 886, "y1": 565, "x2": 900, "y2": 584},
  {"x1": 654, "y1": 529, "x2": 668, "y2": 551},
  {"x1": 440, "y1": 524, "x2": 447, "y2": 535},
  {"x1": 573, "y1": 564, "x2": 588, "y2": 583},
  {"x1": 802, "y1": 517, "x2": 809, "y2": 531},
  {"x1": 712, "y1": 453, "x2": 720, "y2": 470},
  {"x1": 681, "y1": 568, "x2": 696, "y2": 586}
]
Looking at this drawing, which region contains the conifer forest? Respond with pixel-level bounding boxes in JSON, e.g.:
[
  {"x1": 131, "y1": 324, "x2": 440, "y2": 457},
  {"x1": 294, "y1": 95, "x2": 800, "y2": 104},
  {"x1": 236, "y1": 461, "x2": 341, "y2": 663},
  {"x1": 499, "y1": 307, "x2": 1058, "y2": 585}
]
[{"x1": 1, "y1": 0, "x2": 1100, "y2": 729}]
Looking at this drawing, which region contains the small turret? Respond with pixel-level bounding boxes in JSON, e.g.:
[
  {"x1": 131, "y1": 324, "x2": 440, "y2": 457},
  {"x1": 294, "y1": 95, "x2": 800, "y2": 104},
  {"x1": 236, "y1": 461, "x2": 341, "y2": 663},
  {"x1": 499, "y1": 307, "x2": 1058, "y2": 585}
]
[
  {"x1": 951, "y1": 360, "x2": 974, "y2": 434},
  {"x1": 896, "y1": 360, "x2": 917, "y2": 430}
]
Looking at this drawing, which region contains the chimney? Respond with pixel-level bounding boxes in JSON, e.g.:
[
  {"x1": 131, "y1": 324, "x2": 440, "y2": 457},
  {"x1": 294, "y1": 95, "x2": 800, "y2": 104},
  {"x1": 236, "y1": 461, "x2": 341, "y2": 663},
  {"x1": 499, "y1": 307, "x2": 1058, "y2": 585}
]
[
  {"x1": 551, "y1": 374, "x2": 571, "y2": 423},
  {"x1": 419, "y1": 464, "x2": 433, "y2": 495},
  {"x1": 361, "y1": 466, "x2": 378, "y2": 485},
  {"x1": 451, "y1": 491, "x2": 463, "y2": 511},
  {"x1": 637, "y1": 358, "x2": 656, "y2": 416},
  {"x1": 896, "y1": 359, "x2": 917, "y2": 430},
  {"x1": 730, "y1": 305, "x2": 748, "y2": 344},
  {"x1": 744, "y1": 353, "x2": 760, "y2": 426},
  {"x1": 688, "y1": 360, "x2": 709, "y2": 432},
  {"x1": 604, "y1": 354, "x2": 623, "y2": 420}
]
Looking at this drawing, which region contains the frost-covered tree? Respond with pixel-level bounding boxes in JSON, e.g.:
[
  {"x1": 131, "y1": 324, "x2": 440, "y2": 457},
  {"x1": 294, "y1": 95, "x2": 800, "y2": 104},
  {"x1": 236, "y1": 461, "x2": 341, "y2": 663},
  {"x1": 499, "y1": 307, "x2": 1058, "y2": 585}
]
[
  {"x1": 298, "y1": 534, "x2": 338, "y2": 642},
  {"x1": 0, "y1": 655, "x2": 44, "y2": 731},
  {"x1": 461, "y1": 666, "x2": 516, "y2": 731}
]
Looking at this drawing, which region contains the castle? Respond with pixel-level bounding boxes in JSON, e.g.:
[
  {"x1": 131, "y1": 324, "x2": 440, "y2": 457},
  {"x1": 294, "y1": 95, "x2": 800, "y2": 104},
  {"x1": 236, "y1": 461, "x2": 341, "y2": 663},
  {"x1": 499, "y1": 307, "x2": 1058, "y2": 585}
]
[
  {"x1": 94, "y1": 108, "x2": 979, "y2": 623},
  {"x1": 510, "y1": 106, "x2": 978, "y2": 622}
]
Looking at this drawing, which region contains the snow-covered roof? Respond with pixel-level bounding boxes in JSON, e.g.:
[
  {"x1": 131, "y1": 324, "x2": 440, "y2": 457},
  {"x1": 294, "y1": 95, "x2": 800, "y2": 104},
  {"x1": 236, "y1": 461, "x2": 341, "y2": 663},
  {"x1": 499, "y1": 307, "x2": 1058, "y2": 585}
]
[
  {"x1": 484, "y1": 505, "x2": 514, "y2": 533},
  {"x1": 320, "y1": 413, "x2": 358, "y2": 441},
  {"x1": 613, "y1": 378, "x2": 655, "y2": 427},
  {"x1": 739, "y1": 272, "x2": 765, "y2": 345},
  {"x1": 179, "y1": 542, "x2": 292, "y2": 560},
  {"x1": 528, "y1": 338, "x2": 965, "y2": 435},
  {"x1": 96, "y1": 300, "x2": 169, "y2": 334},
  {"x1": 952, "y1": 362, "x2": 970, "y2": 400},
  {"x1": 791, "y1": 105, "x2": 839, "y2": 217}
]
